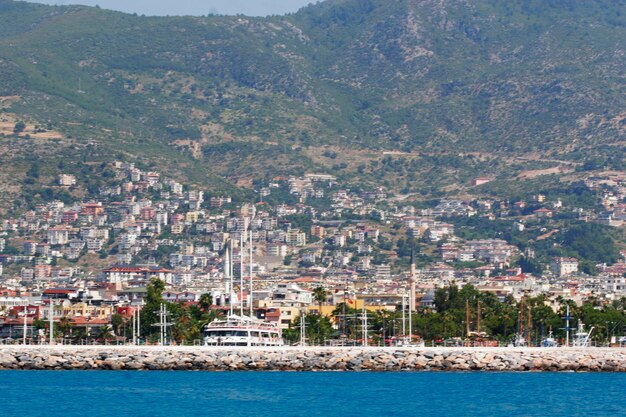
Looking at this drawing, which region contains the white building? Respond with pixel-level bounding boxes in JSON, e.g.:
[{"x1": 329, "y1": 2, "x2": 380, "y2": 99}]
[
  {"x1": 602, "y1": 273, "x2": 626, "y2": 293},
  {"x1": 285, "y1": 229, "x2": 307, "y2": 247},
  {"x1": 58, "y1": 174, "x2": 77, "y2": 186},
  {"x1": 375, "y1": 264, "x2": 391, "y2": 279},
  {"x1": 47, "y1": 227, "x2": 70, "y2": 245},
  {"x1": 550, "y1": 257, "x2": 579, "y2": 277},
  {"x1": 266, "y1": 243, "x2": 287, "y2": 258}
]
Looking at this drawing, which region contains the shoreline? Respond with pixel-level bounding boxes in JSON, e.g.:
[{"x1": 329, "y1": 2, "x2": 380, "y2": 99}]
[{"x1": 0, "y1": 346, "x2": 625, "y2": 371}]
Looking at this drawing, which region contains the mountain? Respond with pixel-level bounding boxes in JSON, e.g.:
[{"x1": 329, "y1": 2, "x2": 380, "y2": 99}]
[{"x1": 0, "y1": 0, "x2": 624, "y2": 211}]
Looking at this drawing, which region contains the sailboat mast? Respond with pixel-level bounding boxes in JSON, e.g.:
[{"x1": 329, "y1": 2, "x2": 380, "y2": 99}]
[
  {"x1": 407, "y1": 249, "x2": 416, "y2": 344},
  {"x1": 362, "y1": 303, "x2": 368, "y2": 347},
  {"x1": 565, "y1": 304, "x2": 570, "y2": 347},
  {"x1": 49, "y1": 299, "x2": 54, "y2": 345},
  {"x1": 477, "y1": 299, "x2": 481, "y2": 335},
  {"x1": 224, "y1": 239, "x2": 233, "y2": 315},
  {"x1": 527, "y1": 305, "x2": 532, "y2": 346},
  {"x1": 132, "y1": 307, "x2": 136, "y2": 345},
  {"x1": 401, "y1": 294, "x2": 406, "y2": 337},
  {"x1": 23, "y1": 301, "x2": 27, "y2": 345},
  {"x1": 409, "y1": 248, "x2": 416, "y2": 312},
  {"x1": 249, "y1": 229, "x2": 253, "y2": 317},
  {"x1": 228, "y1": 240, "x2": 234, "y2": 316},
  {"x1": 226, "y1": 240, "x2": 234, "y2": 316},
  {"x1": 239, "y1": 233, "x2": 244, "y2": 317},
  {"x1": 518, "y1": 298, "x2": 524, "y2": 337},
  {"x1": 465, "y1": 299, "x2": 470, "y2": 337}
]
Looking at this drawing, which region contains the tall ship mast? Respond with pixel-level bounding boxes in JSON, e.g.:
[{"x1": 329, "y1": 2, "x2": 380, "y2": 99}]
[{"x1": 205, "y1": 233, "x2": 283, "y2": 347}]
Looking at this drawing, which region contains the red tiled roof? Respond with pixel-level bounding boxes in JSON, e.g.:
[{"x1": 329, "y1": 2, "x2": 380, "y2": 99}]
[
  {"x1": 70, "y1": 317, "x2": 109, "y2": 325},
  {"x1": 43, "y1": 289, "x2": 75, "y2": 294}
]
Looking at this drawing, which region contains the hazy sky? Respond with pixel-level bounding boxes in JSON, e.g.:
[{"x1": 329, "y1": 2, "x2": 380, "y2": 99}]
[{"x1": 29, "y1": 1, "x2": 319, "y2": 16}]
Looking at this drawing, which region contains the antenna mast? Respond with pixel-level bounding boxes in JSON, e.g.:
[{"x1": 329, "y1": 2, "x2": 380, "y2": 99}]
[{"x1": 151, "y1": 303, "x2": 172, "y2": 345}]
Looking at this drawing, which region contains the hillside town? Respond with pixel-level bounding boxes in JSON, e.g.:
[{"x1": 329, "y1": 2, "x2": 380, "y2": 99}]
[{"x1": 0, "y1": 161, "x2": 625, "y2": 345}]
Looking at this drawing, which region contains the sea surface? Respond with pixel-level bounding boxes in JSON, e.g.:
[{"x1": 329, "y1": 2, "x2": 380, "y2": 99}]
[{"x1": 1, "y1": 371, "x2": 624, "y2": 417}]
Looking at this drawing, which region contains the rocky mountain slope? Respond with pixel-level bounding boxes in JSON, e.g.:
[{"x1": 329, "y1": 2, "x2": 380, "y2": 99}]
[{"x1": 0, "y1": 0, "x2": 623, "y2": 211}]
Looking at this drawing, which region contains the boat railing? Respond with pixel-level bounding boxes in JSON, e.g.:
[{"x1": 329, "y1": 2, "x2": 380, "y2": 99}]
[{"x1": 205, "y1": 321, "x2": 279, "y2": 331}]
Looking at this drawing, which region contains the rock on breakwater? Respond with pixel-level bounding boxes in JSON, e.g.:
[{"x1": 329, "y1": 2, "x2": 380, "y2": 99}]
[{"x1": 0, "y1": 346, "x2": 625, "y2": 371}]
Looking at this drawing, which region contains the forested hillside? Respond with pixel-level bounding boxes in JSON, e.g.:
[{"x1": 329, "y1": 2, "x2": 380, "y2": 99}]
[{"x1": 0, "y1": 0, "x2": 624, "y2": 212}]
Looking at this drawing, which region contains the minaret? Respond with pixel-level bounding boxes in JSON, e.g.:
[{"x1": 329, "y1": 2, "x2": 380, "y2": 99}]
[{"x1": 409, "y1": 247, "x2": 417, "y2": 312}]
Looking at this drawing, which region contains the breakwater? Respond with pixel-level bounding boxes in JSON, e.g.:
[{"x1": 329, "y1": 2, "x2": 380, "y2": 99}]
[{"x1": 0, "y1": 346, "x2": 625, "y2": 371}]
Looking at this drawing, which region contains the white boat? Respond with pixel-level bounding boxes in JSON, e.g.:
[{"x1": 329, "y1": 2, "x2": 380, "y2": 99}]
[
  {"x1": 508, "y1": 333, "x2": 527, "y2": 347},
  {"x1": 206, "y1": 232, "x2": 284, "y2": 347},
  {"x1": 541, "y1": 331, "x2": 558, "y2": 347},
  {"x1": 393, "y1": 335, "x2": 425, "y2": 348},
  {"x1": 571, "y1": 322, "x2": 594, "y2": 347},
  {"x1": 202, "y1": 314, "x2": 284, "y2": 347},
  {"x1": 510, "y1": 334, "x2": 527, "y2": 347}
]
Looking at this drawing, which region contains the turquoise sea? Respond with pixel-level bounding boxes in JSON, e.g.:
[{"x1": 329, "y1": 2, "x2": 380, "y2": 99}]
[{"x1": 1, "y1": 371, "x2": 624, "y2": 417}]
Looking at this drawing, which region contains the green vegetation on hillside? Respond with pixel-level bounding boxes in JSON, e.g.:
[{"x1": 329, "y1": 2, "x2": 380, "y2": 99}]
[{"x1": 0, "y1": 0, "x2": 623, "y2": 210}]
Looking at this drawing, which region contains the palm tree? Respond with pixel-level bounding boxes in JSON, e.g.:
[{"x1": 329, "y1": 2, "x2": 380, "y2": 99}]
[
  {"x1": 312, "y1": 286, "x2": 327, "y2": 315},
  {"x1": 72, "y1": 327, "x2": 87, "y2": 344},
  {"x1": 110, "y1": 313, "x2": 125, "y2": 337},
  {"x1": 199, "y1": 293, "x2": 213, "y2": 311},
  {"x1": 285, "y1": 313, "x2": 333, "y2": 346},
  {"x1": 96, "y1": 325, "x2": 114, "y2": 343},
  {"x1": 441, "y1": 311, "x2": 456, "y2": 338},
  {"x1": 371, "y1": 309, "x2": 396, "y2": 345},
  {"x1": 57, "y1": 316, "x2": 72, "y2": 340}
]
